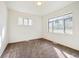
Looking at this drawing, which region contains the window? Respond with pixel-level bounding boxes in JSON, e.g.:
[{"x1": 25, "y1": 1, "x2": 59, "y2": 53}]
[
  {"x1": 65, "y1": 16, "x2": 72, "y2": 34},
  {"x1": 24, "y1": 19, "x2": 28, "y2": 25},
  {"x1": 18, "y1": 17, "x2": 23, "y2": 25},
  {"x1": 48, "y1": 13, "x2": 72, "y2": 34},
  {"x1": 53, "y1": 19, "x2": 64, "y2": 33},
  {"x1": 18, "y1": 17, "x2": 32, "y2": 26},
  {"x1": 29, "y1": 19, "x2": 32, "y2": 25}
]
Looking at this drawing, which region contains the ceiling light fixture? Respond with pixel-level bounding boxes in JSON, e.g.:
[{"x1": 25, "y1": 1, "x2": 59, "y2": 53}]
[{"x1": 37, "y1": 2, "x2": 42, "y2": 6}]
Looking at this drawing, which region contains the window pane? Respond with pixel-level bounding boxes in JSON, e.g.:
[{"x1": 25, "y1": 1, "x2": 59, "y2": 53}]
[
  {"x1": 29, "y1": 19, "x2": 32, "y2": 25},
  {"x1": 48, "y1": 22, "x2": 53, "y2": 32},
  {"x1": 65, "y1": 17, "x2": 72, "y2": 34},
  {"x1": 48, "y1": 13, "x2": 72, "y2": 34},
  {"x1": 18, "y1": 17, "x2": 23, "y2": 25},
  {"x1": 24, "y1": 19, "x2": 28, "y2": 25},
  {"x1": 53, "y1": 19, "x2": 64, "y2": 33}
]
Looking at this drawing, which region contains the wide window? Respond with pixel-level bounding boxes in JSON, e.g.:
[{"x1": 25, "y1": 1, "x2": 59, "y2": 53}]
[
  {"x1": 48, "y1": 13, "x2": 72, "y2": 34},
  {"x1": 53, "y1": 19, "x2": 64, "y2": 33},
  {"x1": 18, "y1": 17, "x2": 32, "y2": 26}
]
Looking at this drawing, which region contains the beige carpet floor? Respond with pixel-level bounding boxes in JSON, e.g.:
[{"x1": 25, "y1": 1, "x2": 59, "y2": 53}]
[{"x1": 1, "y1": 38, "x2": 79, "y2": 58}]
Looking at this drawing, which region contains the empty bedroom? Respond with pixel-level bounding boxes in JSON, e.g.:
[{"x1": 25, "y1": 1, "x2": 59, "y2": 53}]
[{"x1": 0, "y1": 0, "x2": 79, "y2": 58}]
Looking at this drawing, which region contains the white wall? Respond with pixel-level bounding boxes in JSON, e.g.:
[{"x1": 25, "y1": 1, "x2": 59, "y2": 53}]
[
  {"x1": 8, "y1": 9, "x2": 43, "y2": 43},
  {"x1": 8, "y1": 2, "x2": 79, "y2": 51},
  {"x1": 42, "y1": 2, "x2": 79, "y2": 50},
  {"x1": 0, "y1": 2, "x2": 8, "y2": 56},
  {"x1": 0, "y1": 1, "x2": 79, "y2": 56}
]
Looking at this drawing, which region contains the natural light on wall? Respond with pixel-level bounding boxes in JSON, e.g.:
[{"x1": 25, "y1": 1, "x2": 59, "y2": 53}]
[
  {"x1": 18, "y1": 17, "x2": 23, "y2": 25},
  {"x1": 0, "y1": 36, "x2": 1, "y2": 48},
  {"x1": 0, "y1": 27, "x2": 6, "y2": 48},
  {"x1": 2, "y1": 27, "x2": 5, "y2": 40},
  {"x1": 0, "y1": 25, "x2": 2, "y2": 48}
]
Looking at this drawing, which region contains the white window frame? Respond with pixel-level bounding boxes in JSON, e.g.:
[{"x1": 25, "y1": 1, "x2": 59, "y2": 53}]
[
  {"x1": 18, "y1": 17, "x2": 32, "y2": 26},
  {"x1": 48, "y1": 13, "x2": 72, "y2": 34}
]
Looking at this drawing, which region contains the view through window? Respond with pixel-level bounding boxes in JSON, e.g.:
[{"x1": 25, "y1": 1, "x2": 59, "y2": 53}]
[
  {"x1": 18, "y1": 17, "x2": 32, "y2": 26},
  {"x1": 48, "y1": 13, "x2": 72, "y2": 34}
]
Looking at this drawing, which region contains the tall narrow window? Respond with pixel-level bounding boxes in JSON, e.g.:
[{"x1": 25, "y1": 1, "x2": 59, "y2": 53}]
[
  {"x1": 24, "y1": 19, "x2": 28, "y2": 25},
  {"x1": 65, "y1": 16, "x2": 72, "y2": 34},
  {"x1": 29, "y1": 19, "x2": 32, "y2": 26}
]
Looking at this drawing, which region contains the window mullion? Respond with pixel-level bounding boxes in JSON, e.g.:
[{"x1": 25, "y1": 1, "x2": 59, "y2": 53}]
[
  {"x1": 28, "y1": 18, "x2": 29, "y2": 25},
  {"x1": 64, "y1": 19, "x2": 65, "y2": 33}
]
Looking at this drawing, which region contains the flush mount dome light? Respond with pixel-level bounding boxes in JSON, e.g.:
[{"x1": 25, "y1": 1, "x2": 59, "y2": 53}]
[{"x1": 37, "y1": 2, "x2": 42, "y2": 6}]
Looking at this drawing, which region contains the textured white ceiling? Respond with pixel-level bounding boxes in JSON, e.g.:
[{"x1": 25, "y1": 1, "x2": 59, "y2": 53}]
[{"x1": 6, "y1": 1, "x2": 74, "y2": 16}]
